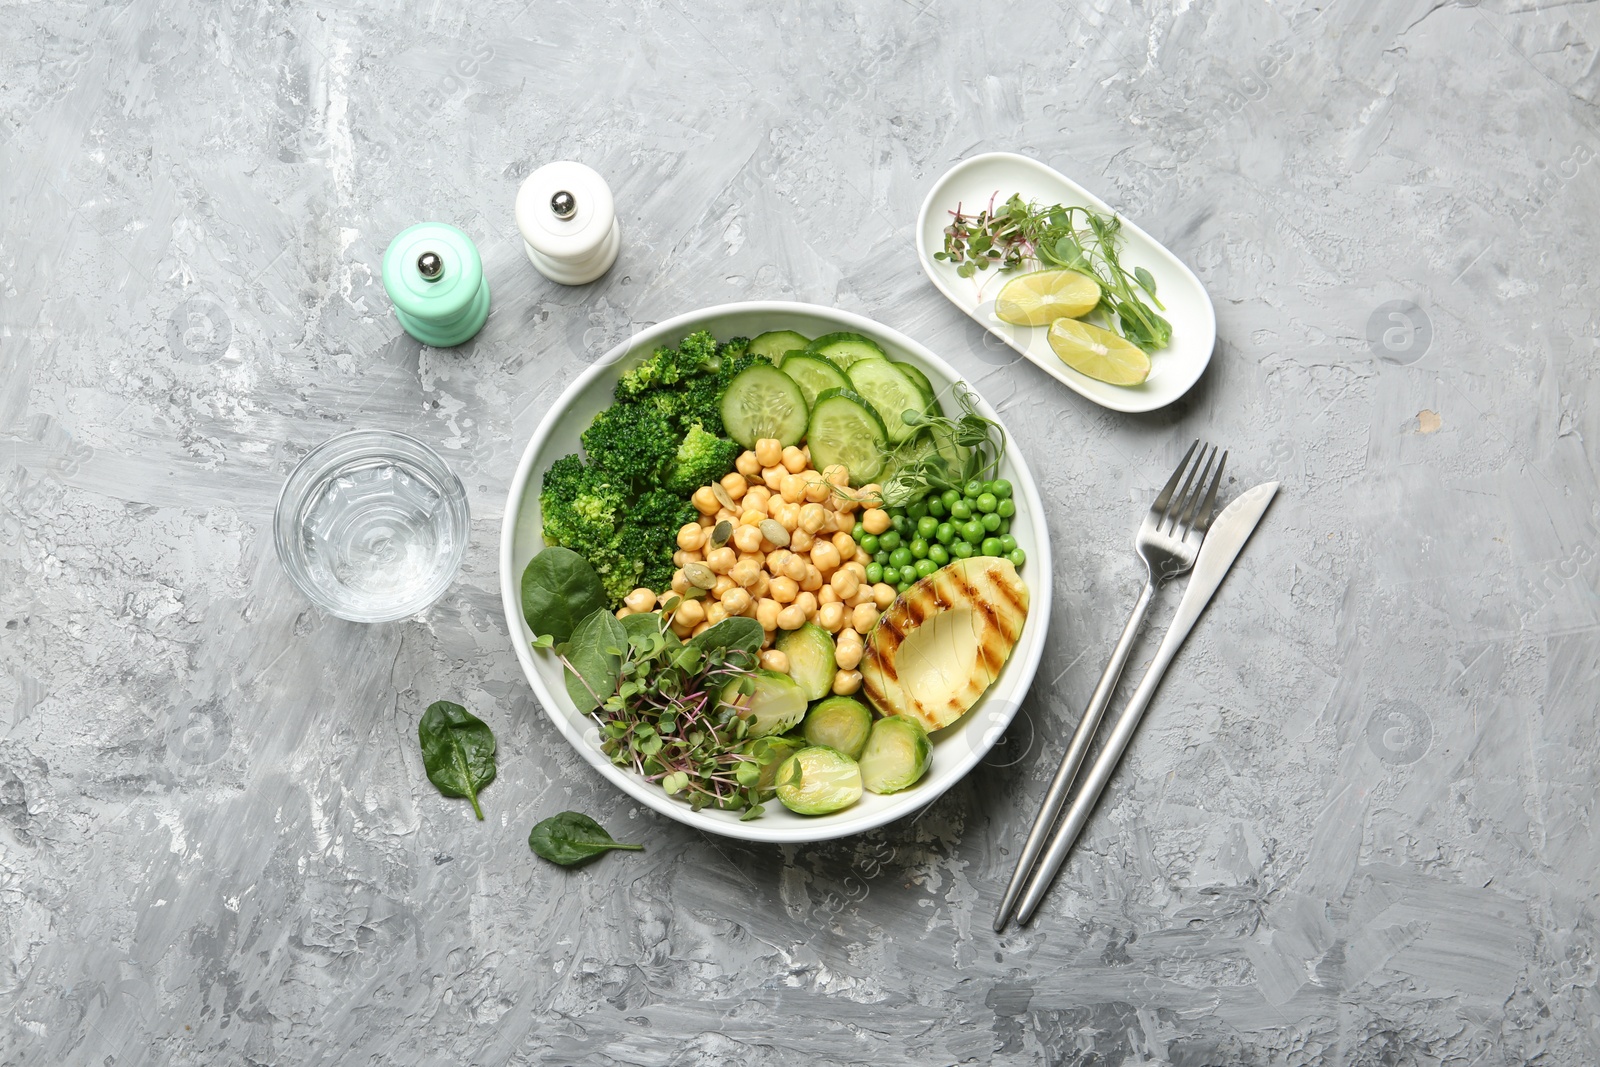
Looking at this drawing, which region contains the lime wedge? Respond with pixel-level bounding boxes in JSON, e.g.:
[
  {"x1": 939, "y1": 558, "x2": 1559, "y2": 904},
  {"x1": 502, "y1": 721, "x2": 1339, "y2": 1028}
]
[
  {"x1": 995, "y1": 269, "x2": 1100, "y2": 326},
  {"x1": 1047, "y1": 319, "x2": 1151, "y2": 386}
]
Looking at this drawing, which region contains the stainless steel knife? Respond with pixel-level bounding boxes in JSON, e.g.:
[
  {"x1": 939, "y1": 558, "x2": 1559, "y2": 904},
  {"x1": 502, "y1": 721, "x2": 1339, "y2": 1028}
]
[{"x1": 1012, "y1": 480, "x2": 1281, "y2": 925}]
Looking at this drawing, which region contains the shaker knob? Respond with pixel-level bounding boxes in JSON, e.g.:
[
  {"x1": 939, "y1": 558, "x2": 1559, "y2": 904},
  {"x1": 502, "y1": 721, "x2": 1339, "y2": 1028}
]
[
  {"x1": 515, "y1": 161, "x2": 621, "y2": 285},
  {"x1": 380, "y1": 222, "x2": 491, "y2": 348}
]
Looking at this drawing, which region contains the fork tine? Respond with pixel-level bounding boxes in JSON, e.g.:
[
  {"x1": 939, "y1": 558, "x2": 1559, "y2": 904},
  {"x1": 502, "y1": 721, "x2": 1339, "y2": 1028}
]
[
  {"x1": 1174, "y1": 445, "x2": 1217, "y2": 535},
  {"x1": 1150, "y1": 440, "x2": 1198, "y2": 514},
  {"x1": 1193, "y1": 450, "x2": 1228, "y2": 534},
  {"x1": 1160, "y1": 442, "x2": 1208, "y2": 533}
]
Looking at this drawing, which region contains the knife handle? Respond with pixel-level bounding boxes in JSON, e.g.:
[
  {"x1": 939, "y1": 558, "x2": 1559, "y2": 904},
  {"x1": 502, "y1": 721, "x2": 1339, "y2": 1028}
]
[{"x1": 1011, "y1": 616, "x2": 1193, "y2": 925}]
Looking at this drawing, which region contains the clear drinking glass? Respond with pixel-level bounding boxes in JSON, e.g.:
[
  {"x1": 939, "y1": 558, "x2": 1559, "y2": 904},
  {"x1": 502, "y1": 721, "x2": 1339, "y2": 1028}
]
[{"x1": 273, "y1": 430, "x2": 470, "y2": 622}]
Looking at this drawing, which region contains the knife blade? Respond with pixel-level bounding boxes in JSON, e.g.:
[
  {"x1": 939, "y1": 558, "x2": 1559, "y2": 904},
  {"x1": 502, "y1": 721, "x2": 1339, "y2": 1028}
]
[{"x1": 1011, "y1": 481, "x2": 1280, "y2": 925}]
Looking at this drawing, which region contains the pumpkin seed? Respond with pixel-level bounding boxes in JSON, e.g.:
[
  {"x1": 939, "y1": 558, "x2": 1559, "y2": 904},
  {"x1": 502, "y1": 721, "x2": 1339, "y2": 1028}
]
[
  {"x1": 710, "y1": 520, "x2": 734, "y2": 549},
  {"x1": 759, "y1": 519, "x2": 791, "y2": 547},
  {"x1": 683, "y1": 563, "x2": 718, "y2": 590},
  {"x1": 711, "y1": 482, "x2": 737, "y2": 512}
]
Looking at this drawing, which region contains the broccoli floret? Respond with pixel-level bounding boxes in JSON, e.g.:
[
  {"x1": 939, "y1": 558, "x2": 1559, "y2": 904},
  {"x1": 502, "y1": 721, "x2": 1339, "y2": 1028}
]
[
  {"x1": 580, "y1": 401, "x2": 678, "y2": 487},
  {"x1": 617, "y1": 489, "x2": 697, "y2": 595},
  {"x1": 715, "y1": 352, "x2": 772, "y2": 393},
  {"x1": 613, "y1": 330, "x2": 721, "y2": 402},
  {"x1": 642, "y1": 374, "x2": 726, "y2": 436},
  {"x1": 717, "y1": 336, "x2": 752, "y2": 362},
  {"x1": 539, "y1": 454, "x2": 627, "y2": 550},
  {"x1": 667, "y1": 423, "x2": 741, "y2": 493}
]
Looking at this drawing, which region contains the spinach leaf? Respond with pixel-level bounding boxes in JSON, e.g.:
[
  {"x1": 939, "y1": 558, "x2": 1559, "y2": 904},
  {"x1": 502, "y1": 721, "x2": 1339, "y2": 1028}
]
[
  {"x1": 521, "y1": 547, "x2": 608, "y2": 645},
  {"x1": 562, "y1": 608, "x2": 626, "y2": 711},
  {"x1": 687, "y1": 616, "x2": 763, "y2": 657},
  {"x1": 418, "y1": 701, "x2": 497, "y2": 820},
  {"x1": 528, "y1": 811, "x2": 644, "y2": 866}
]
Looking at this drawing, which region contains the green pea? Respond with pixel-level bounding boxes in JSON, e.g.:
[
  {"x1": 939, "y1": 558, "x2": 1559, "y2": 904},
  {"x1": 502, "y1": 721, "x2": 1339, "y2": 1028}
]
[
  {"x1": 999, "y1": 534, "x2": 1018, "y2": 553},
  {"x1": 981, "y1": 512, "x2": 1002, "y2": 533},
  {"x1": 927, "y1": 496, "x2": 947, "y2": 518},
  {"x1": 992, "y1": 479, "x2": 1013, "y2": 499},
  {"x1": 935, "y1": 522, "x2": 956, "y2": 545},
  {"x1": 852, "y1": 521, "x2": 867, "y2": 541},
  {"x1": 915, "y1": 558, "x2": 938, "y2": 578},
  {"x1": 976, "y1": 492, "x2": 998, "y2": 514},
  {"x1": 963, "y1": 479, "x2": 984, "y2": 498},
  {"x1": 907, "y1": 500, "x2": 928, "y2": 520},
  {"x1": 961, "y1": 520, "x2": 985, "y2": 543},
  {"x1": 865, "y1": 562, "x2": 883, "y2": 583},
  {"x1": 889, "y1": 547, "x2": 913, "y2": 569},
  {"x1": 951, "y1": 540, "x2": 974, "y2": 559},
  {"x1": 950, "y1": 500, "x2": 973, "y2": 521},
  {"x1": 892, "y1": 513, "x2": 910, "y2": 535},
  {"x1": 928, "y1": 543, "x2": 949, "y2": 565},
  {"x1": 909, "y1": 538, "x2": 929, "y2": 560},
  {"x1": 997, "y1": 518, "x2": 1010, "y2": 535},
  {"x1": 860, "y1": 534, "x2": 880, "y2": 554},
  {"x1": 878, "y1": 529, "x2": 902, "y2": 551},
  {"x1": 997, "y1": 498, "x2": 1015, "y2": 519},
  {"x1": 899, "y1": 564, "x2": 919, "y2": 585},
  {"x1": 1006, "y1": 548, "x2": 1026, "y2": 567},
  {"x1": 938, "y1": 488, "x2": 958, "y2": 509},
  {"x1": 981, "y1": 536, "x2": 1003, "y2": 557},
  {"x1": 874, "y1": 549, "x2": 890, "y2": 566},
  {"x1": 896, "y1": 580, "x2": 913, "y2": 593},
  {"x1": 915, "y1": 516, "x2": 938, "y2": 539}
]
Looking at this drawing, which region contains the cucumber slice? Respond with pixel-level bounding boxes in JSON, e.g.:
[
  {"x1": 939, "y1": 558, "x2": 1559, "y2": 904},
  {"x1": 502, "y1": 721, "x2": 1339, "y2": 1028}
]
[
  {"x1": 719, "y1": 363, "x2": 809, "y2": 449},
  {"x1": 774, "y1": 746, "x2": 863, "y2": 815},
  {"x1": 892, "y1": 361, "x2": 943, "y2": 415},
  {"x1": 802, "y1": 696, "x2": 873, "y2": 760},
  {"x1": 859, "y1": 716, "x2": 931, "y2": 794},
  {"x1": 805, "y1": 331, "x2": 886, "y2": 371},
  {"x1": 806, "y1": 387, "x2": 888, "y2": 484},
  {"x1": 721, "y1": 669, "x2": 808, "y2": 738},
  {"x1": 776, "y1": 623, "x2": 837, "y2": 700},
  {"x1": 748, "y1": 330, "x2": 811, "y2": 360},
  {"x1": 846, "y1": 358, "x2": 927, "y2": 444},
  {"x1": 779, "y1": 352, "x2": 851, "y2": 409}
]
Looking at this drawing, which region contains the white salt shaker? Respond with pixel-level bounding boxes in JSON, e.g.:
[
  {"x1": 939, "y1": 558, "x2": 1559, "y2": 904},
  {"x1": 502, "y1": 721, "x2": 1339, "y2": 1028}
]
[{"x1": 515, "y1": 161, "x2": 621, "y2": 285}]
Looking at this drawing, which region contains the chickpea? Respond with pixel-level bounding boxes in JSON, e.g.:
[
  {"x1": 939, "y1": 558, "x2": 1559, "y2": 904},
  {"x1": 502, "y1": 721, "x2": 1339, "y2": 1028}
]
[
  {"x1": 779, "y1": 473, "x2": 807, "y2": 504},
  {"x1": 671, "y1": 619, "x2": 694, "y2": 639},
  {"x1": 777, "y1": 604, "x2": 807, "y2": 630},
  {"x1": 781, "y1": 445, "x2": 808, "y2": 474},
  {"x1": 733, "y1": 525, "x2": 763, "y2": 554},
  {"x1": 819, "y1": 511, "x2": 839, "y2": 534},
  {"x1": 775, "y1": 502, "x2": 802, "y2": 531},
  {"x1": 692, "y1": 485, "x2": 720, "y2": 514},
  {"x1": 766, "y1": 548, "x2": 792, "y2": 575},
  {"x1": 835, "y1": 493, "x2": 860, "y2": 515},
  {"x1": 673, "y1": 549, "x2": 703, "y2": 566},
  {"x1": 847, "y1": 586, "x2": 872, "y2": 608},
  {"x1": 762, "y1": 629, "x2": 776, "y2": 649},
  {"x1": 738, "y1": 550, "x2": 764, "y2": 566},
  {"x1": 852, "y1": 603, "x2": 880, "y2": 634},
  {"x1": 859, "y1": 483, "x2": 884, "y2": 503},
  {"x1": 794, "y1": 591, "x2": 818, "y2": 618},
  {"x1": 817, "y1": 585, "x2": 840, "y2": 605},
  {"x1": 705, "y1": 546, "x2": 737, "y2": 574},
  {"x1": 832, "y1": 669, "x2": 863, "y2": 696},
  {"x1": 729, "y1": 557, "x2": 762, "y2": 588},
  {"x1": 810, "y1": 540, "x2": 841, "y2": 574},
  {"x1": 832, "y1": 531, "x2": 856, "y2": 559},
  {"x1": 834, "y1": 627, "x2": 864, "y2": 670},
  {"x1": 790, "y1": 529, "x2": 815, "y2": 554},
  {"x1": 715, "y1": 507, "x2": 737, "y2": 523},
  {"x1": 735, "y1": 451, "x2": 762, "y2": 478},
  {"x1": 671, "y1": 569, "x2": 691, "y2": 594},
  {"x1": 740, "y1": 509, "x2": 766, "y2": 527},
  {"x1": 755, "y1": 438, "x2": 783, "y2": 467},
  {"x1": 822, "y1": 464, "x2": 850, "y2": 488},
  {"x1": 624, "y1": 588, "x2": 657, "y2": 613},
  {"x1": 799, "y1": 502, "x2": 828, "y2": 534},
  {"x1": 818, "y1": 601, "x2": 846, "y2": 633},
  {"x1": 872, "y1": 583, "x2": 897, "y2": 609},
  {"x1": 677, "y1": 523, "x2": 707, "y2": 551},
  {"x1": 769, "y1": 575, "x2": 799, "y2": 604},
  {"x1": 844, "y1": 560, "x2": 867, "y2": 582},
  {"x1": 720, "y1": 471, "x2": 749, "y2": 501},
  {"x1": 830, "y1": 568, "x2": 860, "y2": 601},
  {"x1": 749, "y1": 572, "x2": 771, "y2": 598},
  {"x1": 762, "y1": 465, "x2": 785, "y2": 490},
  {"x1": 616, "y1": 606, "x2": 634, "y2": 619},
  {"x1": 861, "y1": 507, "x2": 891, "y2": 535},
  {"x1": 799, "y1": 566, "x2": 824, "y2": 593},
  {"x1": 760, "y1": 648, "x2": 790, "y2": 673},
  {"x1": 705, "y1": 602, "x2": 729, "y2": 626},
  {"x1": 712, "y1": 574, "x2": 736, "y2": 599},
  {"x1": 781, "y1": 553, "x2": 808, "y2": 582},
  {"x1": 755, "y1": 597, "x2": 781, "y2": 631},
  {"x1": 803, "y1": 478, "x2": 831, "y2": 504},
  {"x1": 766, "y1": 493, "x2": 787, "y2": 518},
  {"x1": 692, "y1": 620, "x2": 713, "y2": 638},
  {"x1": 721, "y1": 587, "x2": 753, "y2": 616},
  {"x1": 674, "y1": 598, "x2": 706, "y2": 627},
  {"x1": 744, "y1": 485, "x2": 771, "y2": 512}
]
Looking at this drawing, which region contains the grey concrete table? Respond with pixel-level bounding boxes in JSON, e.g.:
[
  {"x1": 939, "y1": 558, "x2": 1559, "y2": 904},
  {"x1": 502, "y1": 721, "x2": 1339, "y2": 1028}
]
[{"x1": 3, "y1": 2, "x2": 1597, "y2": 1064}]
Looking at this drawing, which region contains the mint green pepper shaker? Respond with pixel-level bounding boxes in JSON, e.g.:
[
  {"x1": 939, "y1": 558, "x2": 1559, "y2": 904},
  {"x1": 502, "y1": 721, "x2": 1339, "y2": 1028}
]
[{"x1": 381, "y1": 222, "x2": 490, "y2": 347}]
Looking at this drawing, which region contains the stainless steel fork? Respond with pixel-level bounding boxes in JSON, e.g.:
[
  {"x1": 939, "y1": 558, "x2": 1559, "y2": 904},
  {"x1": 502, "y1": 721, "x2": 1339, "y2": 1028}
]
[{"x1": 994, "y1": 440, "x2": 1227, "y2": 932}]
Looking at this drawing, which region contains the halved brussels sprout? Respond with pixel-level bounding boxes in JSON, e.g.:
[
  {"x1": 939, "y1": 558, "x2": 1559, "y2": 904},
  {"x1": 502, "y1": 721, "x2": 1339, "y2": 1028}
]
[
  {"x1": 776, "y1": 623, "x2": 836, "y2": 701},
  {"x1": 721, "y1": 670, "x2": 807, "y2": 738},
  {"x1": 738, "y1": 735, "x2": 807, "y2": 797},
  {"x1": 801, "y1": 696, "x2": 874, "y2": 760},
  {"x1": 774, "y1": 746, "x2": 863, "y2": 815},
  {"x1": 858, "y1": 716, "x2": 931, "y2": 794}
]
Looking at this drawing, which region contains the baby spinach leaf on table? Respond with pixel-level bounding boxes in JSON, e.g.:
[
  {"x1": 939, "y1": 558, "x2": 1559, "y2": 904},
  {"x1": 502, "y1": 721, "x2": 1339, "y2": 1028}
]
[
  {"x1": 687, "y1": 616, "x2": 763, "y2": 657},
  {"x1": 521, "y1": 547, "x2": 608, "y2": 644},
  {"x1": 561, "y1": 608, "x2": 626, "y2": 712},
  {"x1": 528, "y1": 811, "x2": 643, "y2": 866},
  {"x1": 418, "y1": 701, "x2": 497, "y2": 820}
]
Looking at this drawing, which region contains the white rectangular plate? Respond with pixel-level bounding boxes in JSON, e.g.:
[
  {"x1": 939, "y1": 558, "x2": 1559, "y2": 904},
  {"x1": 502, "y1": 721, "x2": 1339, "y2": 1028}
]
[{"x1": 915, "y1": 152, "x2": 1216, "y2": 414}]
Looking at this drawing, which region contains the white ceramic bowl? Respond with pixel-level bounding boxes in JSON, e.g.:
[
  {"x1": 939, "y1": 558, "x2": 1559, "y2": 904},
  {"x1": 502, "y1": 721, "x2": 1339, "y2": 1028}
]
[{"x1": 499, "y1": 301, "x2": 1052, "y2": 843}]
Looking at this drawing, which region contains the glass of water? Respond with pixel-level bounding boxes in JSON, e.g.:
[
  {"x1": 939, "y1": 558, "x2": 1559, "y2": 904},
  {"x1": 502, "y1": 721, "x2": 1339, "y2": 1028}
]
[{"x1": 274, "y1": 430, "x2": 470, "y2": 622}]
